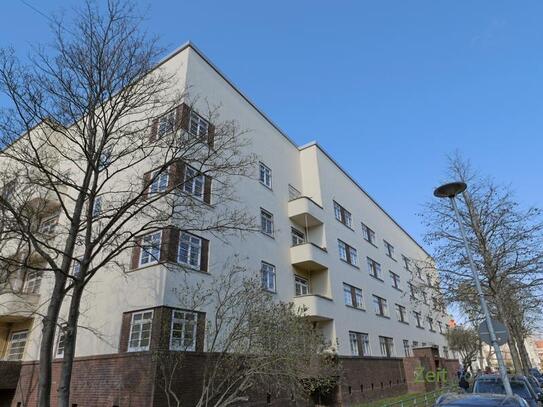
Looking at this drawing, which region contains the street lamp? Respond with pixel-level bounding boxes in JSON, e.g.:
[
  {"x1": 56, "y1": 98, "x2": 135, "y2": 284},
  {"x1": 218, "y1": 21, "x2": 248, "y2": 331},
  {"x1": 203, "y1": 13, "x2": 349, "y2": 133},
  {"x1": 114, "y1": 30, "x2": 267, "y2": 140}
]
[{"x1": 434, "y1": 182, "x2": 513, "y2": 396}]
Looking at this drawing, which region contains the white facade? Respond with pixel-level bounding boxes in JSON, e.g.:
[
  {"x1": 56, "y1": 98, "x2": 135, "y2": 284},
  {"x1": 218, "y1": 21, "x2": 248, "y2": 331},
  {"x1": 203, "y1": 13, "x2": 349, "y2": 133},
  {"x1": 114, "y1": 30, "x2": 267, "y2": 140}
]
[{"x1": 0, "y1": 43, "x2": 449, "y2": 362}]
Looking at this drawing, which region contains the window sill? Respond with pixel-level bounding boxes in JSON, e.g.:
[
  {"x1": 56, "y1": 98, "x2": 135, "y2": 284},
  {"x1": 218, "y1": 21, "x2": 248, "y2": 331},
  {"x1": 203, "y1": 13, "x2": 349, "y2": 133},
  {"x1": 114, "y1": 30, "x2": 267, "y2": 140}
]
[
  {"x1": 392, "y1": 286, "x2": 403, "y2": 292},
  {"x1": 259, "y1": 181, "x2": 273, "y2": 191},
  {"x1": 375, "y1": 314, "x2": 390, "y2": 319},
  {"x1": 370, "y1": 275, "x2": 384, "y2": 282},
  {"x1": 345, "y1": 304, "x2": 366, "y2": 312},
  {"x1": 416, "y1": 326, "x2": 425, "y2": 330},
  {"x1": 340, "y1": 258, "x2": 360, "y2": 269},
  {"x1": 386, "y1": 255, "x2": 397, "y2": 262},
  {"x1": 336, "y1": 220, "x2": 355, "y2": 232},
  {"x1": 398, "y1": 320, "x2": 409, "y2": 325},
  {"x1": 261, "y1": 231, "x2": 275, "y2": 239},
  {"x1": 364, "y1": 239, "x2": 378, "y2": 249}
]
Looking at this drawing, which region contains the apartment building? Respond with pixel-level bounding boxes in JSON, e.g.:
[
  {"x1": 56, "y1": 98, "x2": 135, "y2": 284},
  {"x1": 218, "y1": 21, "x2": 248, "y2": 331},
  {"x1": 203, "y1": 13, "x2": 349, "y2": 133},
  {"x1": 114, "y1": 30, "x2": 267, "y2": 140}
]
[{"x1": 0, "y1": 43, "x2": 450, "y2": 403}]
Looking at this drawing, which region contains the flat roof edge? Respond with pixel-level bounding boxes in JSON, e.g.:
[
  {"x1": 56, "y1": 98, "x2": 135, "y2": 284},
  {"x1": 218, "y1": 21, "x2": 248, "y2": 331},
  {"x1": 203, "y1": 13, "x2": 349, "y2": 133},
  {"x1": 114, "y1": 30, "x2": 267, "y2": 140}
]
[{"x1": 299, "y1": 142, "x2": 432, "y2": 259}]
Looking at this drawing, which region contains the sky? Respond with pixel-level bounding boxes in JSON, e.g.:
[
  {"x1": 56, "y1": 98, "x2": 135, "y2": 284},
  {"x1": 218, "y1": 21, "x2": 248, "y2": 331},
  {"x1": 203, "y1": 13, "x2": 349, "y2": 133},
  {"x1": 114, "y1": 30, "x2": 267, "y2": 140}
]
[{"x1": 1, "y1": 1, "x2": 542, "y2": 249}]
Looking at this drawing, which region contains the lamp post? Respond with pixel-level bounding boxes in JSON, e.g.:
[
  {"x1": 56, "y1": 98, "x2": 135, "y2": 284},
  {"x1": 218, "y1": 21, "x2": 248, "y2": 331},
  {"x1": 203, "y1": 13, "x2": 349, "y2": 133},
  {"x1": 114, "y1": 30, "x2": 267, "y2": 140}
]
[{"x1": 433, "y1": 182, "x2": 512, "y2": 396}]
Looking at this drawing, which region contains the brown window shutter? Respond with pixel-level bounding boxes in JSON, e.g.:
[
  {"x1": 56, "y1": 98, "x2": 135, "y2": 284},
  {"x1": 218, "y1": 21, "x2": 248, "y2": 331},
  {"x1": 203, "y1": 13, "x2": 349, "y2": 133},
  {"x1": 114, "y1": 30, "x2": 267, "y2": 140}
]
[
  {"x1": 203, "y1": 175, "x2": 212, "y2": 204},
  {"x1": 178, "y1": 103, "x2": 191, "y2": 132},
  {"x1": 149, "y1": 118, "x2": 158, "y2": 142},
  {"x1": 159, "y1": 228, "x2": 170, "y2": 262},
  {"x1": 200, "y1": 237, "x2": 209, "y2": 272},
  {"x1": 207, "y1": 123, "x2": 215, "y2": 148},
  {"x1": 119, "y1": 312, "x2": 133, "y2": 352},
  {"x1": 130, "y1": 239, "x2": 141, "y2": 270},
  {"x1": 167, "y1": 227, "x2": 180, "y2": 263},
  {"x1": 142, "y1": 172, "x2": 151, "y2": 200},
  {"x1": 196, "y1": 312, "x2": 206, "y2": 352}
]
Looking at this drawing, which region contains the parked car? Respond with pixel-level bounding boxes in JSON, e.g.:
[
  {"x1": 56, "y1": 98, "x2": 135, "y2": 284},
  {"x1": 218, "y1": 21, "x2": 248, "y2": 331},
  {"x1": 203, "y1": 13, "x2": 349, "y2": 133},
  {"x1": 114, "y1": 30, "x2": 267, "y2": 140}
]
[
  {"x1": 473, "y1": 374, "x2": 543, "y2": 407},
  {"x1": 528, "y1": 375, "x2": 543, "y2": 395},
  {"x1": 434, "y1": 393, "x2": 529, "y2": 406}
]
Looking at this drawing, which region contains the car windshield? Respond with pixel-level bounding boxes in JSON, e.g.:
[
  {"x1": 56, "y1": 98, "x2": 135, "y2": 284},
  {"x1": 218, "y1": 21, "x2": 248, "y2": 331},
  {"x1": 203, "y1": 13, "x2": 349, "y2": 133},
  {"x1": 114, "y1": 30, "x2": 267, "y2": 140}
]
[{"x1": 475, "y1": 381, "x2": 533, "y2": 400}]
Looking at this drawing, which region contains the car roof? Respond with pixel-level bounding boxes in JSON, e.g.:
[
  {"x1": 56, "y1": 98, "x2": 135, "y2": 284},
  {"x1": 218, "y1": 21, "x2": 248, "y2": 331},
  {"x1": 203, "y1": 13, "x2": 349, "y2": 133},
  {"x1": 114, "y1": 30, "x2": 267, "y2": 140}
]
[{"x1": 438, "y1": 393, "x2": 526, "y2": 406}]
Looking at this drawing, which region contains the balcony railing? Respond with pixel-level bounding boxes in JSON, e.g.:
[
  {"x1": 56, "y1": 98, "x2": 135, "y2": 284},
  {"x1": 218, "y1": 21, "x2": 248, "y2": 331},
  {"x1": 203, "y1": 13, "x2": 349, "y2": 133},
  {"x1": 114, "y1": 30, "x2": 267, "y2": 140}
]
[{"x1": 290, "y1": 242, "x2": 327, "y2": 271}]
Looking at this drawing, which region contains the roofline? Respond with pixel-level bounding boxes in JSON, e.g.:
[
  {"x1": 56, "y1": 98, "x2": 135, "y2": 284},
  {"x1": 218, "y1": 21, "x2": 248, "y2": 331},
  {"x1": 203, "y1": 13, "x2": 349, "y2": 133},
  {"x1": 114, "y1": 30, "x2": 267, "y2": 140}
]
[
  {"x1": 299, "y1": 141, "x2": 432, "y2": 259},
  {"x1": 155, "y1": 41, "x2": 299, "y2": 148}
]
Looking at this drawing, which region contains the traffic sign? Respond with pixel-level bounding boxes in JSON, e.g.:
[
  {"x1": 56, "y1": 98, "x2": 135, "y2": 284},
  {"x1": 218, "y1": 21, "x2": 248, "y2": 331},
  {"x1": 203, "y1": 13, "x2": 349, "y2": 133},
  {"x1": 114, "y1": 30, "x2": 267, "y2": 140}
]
[{"x1": 478, "y1": 319, "x2": 509, "y2": 346}]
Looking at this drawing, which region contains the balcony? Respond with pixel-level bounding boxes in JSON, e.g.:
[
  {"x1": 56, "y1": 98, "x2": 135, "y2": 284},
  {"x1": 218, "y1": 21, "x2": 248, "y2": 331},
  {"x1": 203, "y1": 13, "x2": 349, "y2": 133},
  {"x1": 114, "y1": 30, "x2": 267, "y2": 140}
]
[
  {"x1": 292, "y1": 294, "x2": 334, "y2": 321},
  {"x1": 290, "y1": 243, "x2": 327, "y2": 271},
  {"x1": 0, "y1": 292, "x2": 40, "y2": 321},
  {"x1": 0, "y1": 361, "x2": 22, "y2": 389},
  {"x1": 288, "y1": 196, "x2": 323, "y2": 227}
]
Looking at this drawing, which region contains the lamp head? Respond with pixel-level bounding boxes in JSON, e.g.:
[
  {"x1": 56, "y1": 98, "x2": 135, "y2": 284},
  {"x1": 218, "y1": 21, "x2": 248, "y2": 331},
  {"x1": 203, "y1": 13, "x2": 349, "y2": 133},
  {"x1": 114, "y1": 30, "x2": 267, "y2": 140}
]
[{"x1": 433, "y1": 182, "x2": 467, "y2": 198}]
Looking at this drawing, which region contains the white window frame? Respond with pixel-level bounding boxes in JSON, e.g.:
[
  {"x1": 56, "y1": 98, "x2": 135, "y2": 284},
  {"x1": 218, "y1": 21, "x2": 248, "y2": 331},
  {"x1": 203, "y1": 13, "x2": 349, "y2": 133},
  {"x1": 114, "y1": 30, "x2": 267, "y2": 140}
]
[
  {"x1": 127, "y1": 310, "x2": 153, "y2": 352},
  {"x1": 414, "y1": 311, "x2": 423, "y2": 328},
  {"x1": 177, "y1": 232, "x2": 202, "y2": 268},
  {"x1": 402, "y1": 255, "x2": 411, "y2": 271},
  {"x1": 7, "y1": 330, "x2": 28, "y2": 361},
  {"x1": 379, "y1": 336, "x2": 394, "y2": 357},
  {"x1": 384, "y1": 240, "x2": 395, "y2": 259},
  {"x1": 260, "y1": 209, "x2": 274, "y2": 237},
  {"x1": 343, "y1": 283, "x2": 364, "y2": 309},
  {"x1": 333, "y1": 201, "x2": 352, "y2": 228},
  {"x1": 390, "y1": 271, "x2": 401, "y2": 289},
  {"x1": 361, "y1": 222, "x2": 376, "y2": 245},
  {"x1": 261, "y1": 262, "x2": 276, "y2": 292},
  {"x1": 139, "y1": 231, "x2": 162, "y2": 267},
  {"x1": 170, "y1": 310, "x2": 197, "y2": 352},
  {"x1": 338, "y1": 240, "x2": 348, "y2": 262},
  {"x1": 427, "y1": 316, "x2": 435, "y2": 332},
  {"x1": 39, "y1": 215, "x2": 59, "y2": 235},
  {"x1": 157, "y1": 110, "x2": 176, "y2": 138},
  {"x1": 294, "y1": 275, "x2": 309, "y2": 296},
  {"x1": 291, "y1": 227, "x2": 305, "y2": 247},
  {"x1": 259, "y1": 162, "x2": 272, "y2": 189},
  {"x1": 403, "y1": 339, "x2": 411, "y2": 357},
  {"x1": 373, "y1": 295, "x2": 389, "y2": 317},
  {"x1": 149, "y1": 170, "x2": 169, "y2": 195},
  {"x1": 395, "y1": 304, "x2": 407, "y2": 323},
  {"x1": 56, "y1": 329, "x2": 66, "y2": 358},
  {"x1": 183, "y1": 165, "x2": 205, "y2": 199},
  {"x1": 349, "y1": 331, "x2": 370, "y2": 356},
  {"x1": 23, "y1": 270, "x2": 42, "y2": 294},
  {"x1": 367, "y1": 257, "x2": 382, "y2": 279},
  {"x1": 92, "y1": 196, "x2": 102, "y2": 218},
  {"x1": 189, "y1": 110, "x2": 209, "y2": 138}
]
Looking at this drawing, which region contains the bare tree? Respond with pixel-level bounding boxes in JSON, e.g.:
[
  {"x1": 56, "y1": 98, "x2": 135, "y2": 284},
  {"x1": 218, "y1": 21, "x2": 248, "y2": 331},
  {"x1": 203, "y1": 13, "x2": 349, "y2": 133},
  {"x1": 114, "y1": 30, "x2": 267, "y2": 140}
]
[
  {"x1": 0, "y1": 1, "x2": 255, "y2": 406},
  {"x1": 446, "y1": 326, "x2": 480, "y2": 371},
  {"x1": 153, "y1": 263, "x2": 340, "y2": 407},
  {"x1": 421, "y1": 154, "x2": 543, "y2": 373}
]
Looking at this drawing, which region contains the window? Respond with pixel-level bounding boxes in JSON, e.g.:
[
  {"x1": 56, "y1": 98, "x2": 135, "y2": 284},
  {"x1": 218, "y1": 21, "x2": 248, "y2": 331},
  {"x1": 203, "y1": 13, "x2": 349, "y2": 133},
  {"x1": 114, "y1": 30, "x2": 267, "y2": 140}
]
[
  {"x1": 72, "y1": 259, "x2": 82, "y2": 278},
  {"x1": 139, "y1": 232, "x2": 161, "y2": 266},
  {"x1": 295, "y1": 276, "x2": 309, "y2": 296},
  {"x1": 395, "y1": 304, "x2": 408, "y2": 323},
  {"x1": 403, "y1": 339, "x2": 411, "y2": 357},
  {"x1": 415, "y1": 265, "x2": 423, "y2": 279},
  {"x1": 412, "y1": 341, "x2": 419, "y2": 348},
  {"x1": 338, "y1": 240, "x2": 358, "y2": 266},
  {"x1": 149, "y1": 170, "x2": 169, "y2": 195},
  {"x1": 379, "y1": 336, "x2": 394, "y2": 357},
  {"x1": 128, "y1": 310, "x2": 153, "y2": 352},
  {"x1": 92, "y1": 196, "x2": 102, "y2": 218},
  {"x1": 349, "y1": 331, "x2": 370, "y2": 356},
  {"x1": 443, "y1": 346, "x2": 449, "y2": 359},
  {"x1": 414, "y1": 311, "x2": 423, "y2": 328},
  {"x1": 384, "y1": 240, "x2": 395, "y2": 259},
  {"x1": 189, "y1": 110, "x2": 209, "y2": 137},
  {"x1": 23, "y1": 271, "x2": 42, "y2": 294},
  {"x1": 361, "y1": 222, "x2": 376, "y2": 245},
  {"x1": 402, "y1": 255, "x2": 411, "y2": 271},
  {"x1": 261, "y1": 262, "x2": 276, "y2": 292},
  {"x1": 183, "y1": 165, "x2": 204, "y2": 199},
  {"x1": 158, "y1": 110, "x2": 176, "y2": 138},
  {"x1": 343, "y1": 283, "x2": 364, "y2": 309},
  {"x1": 170, "y1": 310, "x2": 197, "y2": 351},
  {"x1": 178, "y1": 232, "x2": 202, "y2": 268},
  {"x1": 260, "y1": 209, "x2": 274, "y2": 237},
  {"x1": 259, "y1": 162, "x2": 272, "y2": 188},
  {"x1": 291, "y1": 228, "x2": 305, "y2": 246},
  {"x1": 56, "y1": 330, "x2": 66, "y2": 357},
  {"x1": 372, "y1": 295, "x2": 389, "y2": 317},
  {"x1": 421, "y1": 342, "x2": 427, "y2": 347},
  {"x1": 333, "y1": 201, "x2": 352, "y2": 228},
  {"x1": 437, "y1": 321, "x2": 444, "y2": 334},
  {"x1": 421, "y1": 291, "x2": 429, "y2": 305},
  {"x1": 7, "y1": 331, "x2": 28, "y2": 360},
  {"x1": 39, "y1": 215, "x2": 58, "y2": 235},
  {"x1": 98, "y1": 148, "x2": 112, "y2": 170},
  {"x1": 367, "y1": 257, "x2": 382, "y2": 280},
  {"x1": 408, "y1": 282, "x2": 416, "y2": 299},
  {"x1": 427, "y1": 317, "x2": 435, "y2": 332},
  {"x1": 390, "y1": 271, "x2": 401, "y2": 290}
]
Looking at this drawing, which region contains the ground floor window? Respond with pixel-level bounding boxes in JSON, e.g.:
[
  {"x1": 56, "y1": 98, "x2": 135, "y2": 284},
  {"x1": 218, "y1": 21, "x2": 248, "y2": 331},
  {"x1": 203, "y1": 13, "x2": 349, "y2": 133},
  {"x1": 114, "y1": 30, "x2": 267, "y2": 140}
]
[
  {"x1": 349, "y1": 331, "x2": 370, "y2": 356},
  {"x1": 170, "y1": 310, "x2": 197, "y2": 351},
  {"x1": 294, "y1": 275, "x2": 309, "y2": 296},
  {"x1": 379, "y1": 336, "x2": 394, "y2": 357},
  {"x1": 7, "y1": 330, "x2": 28, "y2": 361},
  {"x1": 403, "y1": 339, "x2": 410, "y2": 356},
  {"x1": 128, "y1": 310, "x2": 153, "y2": 352}
]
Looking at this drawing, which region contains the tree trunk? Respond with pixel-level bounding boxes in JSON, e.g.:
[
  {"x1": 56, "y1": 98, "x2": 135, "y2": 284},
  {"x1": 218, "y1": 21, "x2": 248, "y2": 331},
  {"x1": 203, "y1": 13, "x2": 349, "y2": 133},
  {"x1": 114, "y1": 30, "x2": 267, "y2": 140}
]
[
  {"x1": 38, "y1": 273, "x2": 67, "y2": 407},
  {"x1": 514, "y1": 333, "x2": 532, "y2": 373},
  {"x1": 57, "y1": 283, "x2": 84, "y2": 407},
  {"x1": 508, "y1": 337, "x2": 523, "y2": 374}
]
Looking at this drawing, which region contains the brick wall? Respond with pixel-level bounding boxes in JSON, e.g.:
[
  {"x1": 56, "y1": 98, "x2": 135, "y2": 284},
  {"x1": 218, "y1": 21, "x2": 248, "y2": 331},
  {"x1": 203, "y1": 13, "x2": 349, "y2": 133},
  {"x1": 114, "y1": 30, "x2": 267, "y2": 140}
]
[{"x1": 0, "y1": 361, "x2": 21, "y2": 390}]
